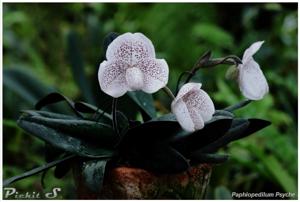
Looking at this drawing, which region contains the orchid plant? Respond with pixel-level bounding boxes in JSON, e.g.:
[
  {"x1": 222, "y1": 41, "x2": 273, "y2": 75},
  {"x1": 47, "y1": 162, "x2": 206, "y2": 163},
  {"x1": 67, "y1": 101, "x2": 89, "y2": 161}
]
[{"x1": 4, "y1": 32, "x2": 271, "y2": 195}]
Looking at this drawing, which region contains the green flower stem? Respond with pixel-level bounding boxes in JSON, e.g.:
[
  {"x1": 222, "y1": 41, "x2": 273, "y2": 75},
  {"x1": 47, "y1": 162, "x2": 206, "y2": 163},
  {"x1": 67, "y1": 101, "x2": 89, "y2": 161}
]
[
  {"x1": 112, "y1": 98, "x2": 119, "y2": 136},
  {"x1": 224, "y1": 99, "x2": 252, "y2": 112},
  {"x1": 183, "y1": 55, "x2": 242, "y2": 85},
  {"x1": 163, "y1": 86, "x2": 175, "y2": 100},
  {"x1": 203, "y1": 55, "x2": 242, "y2": 68}
]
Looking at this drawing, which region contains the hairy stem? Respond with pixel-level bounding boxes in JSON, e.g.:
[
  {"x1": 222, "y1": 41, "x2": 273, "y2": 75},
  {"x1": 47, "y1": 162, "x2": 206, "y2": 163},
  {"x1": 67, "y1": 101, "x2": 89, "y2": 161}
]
[
  {"x1": 163, "y1": 86, "x2": 176, "y2": 100},
  {"x1": 112, "y1": 98, "x2": 119, "y2": 136},
  {"x1": 183, "y1": 54, "x2": 242, "y2": 84}
]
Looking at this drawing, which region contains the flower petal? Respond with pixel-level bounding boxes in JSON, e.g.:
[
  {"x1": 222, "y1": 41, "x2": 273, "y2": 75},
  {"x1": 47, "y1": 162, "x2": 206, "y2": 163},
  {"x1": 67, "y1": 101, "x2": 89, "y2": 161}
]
[
  {"x1": 242, "y1": 41, "x2": 264, "y2": 62},
  {"x1": 188, "y1": 107, "x2": 205, "y2": 130},
  {"x1": 174, "y1": 83, "x2": 202, "y2": 103},
  {"x1": 183, "y1": 88, "x2": 215, "y2": 122},
  {"x1": 125, "y1": 67, "x2": 144, "y2": 91},
  {"x1": 133, "y1": 32, "x2": 156, "y2": 57},
  {"x1": 238, "y1": 58, "x2": 269, "y2": 100},
  {"x1": 98, "y1": 60, "x2": 129, "y2": 98},
  {"x1": 139, "y1": 59, "x2": 169, "y2": 93},
  {"x1": 106, "y1": 32, "x2": 155, "y2": 66},
  {"x1": 171, "y1": 99, "x2": 197, "y2": 132},
  {"x1": 172, "y1": 83, "x2": 214, "y2": 132}
]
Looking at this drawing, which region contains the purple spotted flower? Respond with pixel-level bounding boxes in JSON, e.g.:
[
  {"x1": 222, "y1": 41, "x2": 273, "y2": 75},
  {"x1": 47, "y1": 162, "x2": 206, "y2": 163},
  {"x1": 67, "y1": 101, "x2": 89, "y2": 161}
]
[
  {"x1": 237, "y1": 41, "x2": 269, "y2": 100},
  {"x1": 98, "y1": 33, "x2": 169, "y2": 98},
  {"x1": 171, "y1": 83, "x2": 215, "y2": 132}
]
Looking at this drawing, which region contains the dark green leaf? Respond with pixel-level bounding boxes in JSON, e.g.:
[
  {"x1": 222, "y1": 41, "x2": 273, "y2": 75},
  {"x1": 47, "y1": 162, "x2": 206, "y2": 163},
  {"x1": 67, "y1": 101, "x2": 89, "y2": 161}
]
[
  {"x1": 45, "y1": 143, "x2": 65, "y2": 163},
  {"x1": 67, "y1": 31, "x2": 96, "y2": 105},
  {"x1": 129, "y1": 144, "x2": 190, "y2": 174},
  {"x1": 171, "y1": 117, "x2": 233, "y2": 155},
  {"x1": 116, "y1": 111, "x2": 129, "y2": 136},
  {"x1": 121, "y1": 119, "x2": 181, "y2": 147},
  {"x1": 206, "y1": 115, "x2": 233, "y2": 124},
  {"x1": 213, "y1": 110, "x2": 234, "y2": 118},
  {"x1": 74, "y1": 102, "x2": 112, "y2": 125},
  {"x1": 190, "y1": 153, "x2": 229, "y2": 165},
  {"x1": 199, "y1": 118, "x2": 249, "y2": 153},
  {"x1": 240, "y1": 118, "x2": 271, "y2": 138},
  {"x1": 82, "y1": 159, "x2": 109, "y2": 193},
  {"x1": 74, "y1": 101, "x2": 99, "y2": 113},
  {"x1": 54, "y1": 157, "x2": 72, "y2": 179},
  {"x1": 120, "y1": 118, "x2": 189, "y2": 173},
  {"x1": 19, "y1": 114, "x2": 117, "y2": 146},
  {"x1": 151, "y1": 113, "x2": 176, "y2": 121},
  {"x1": 35, "y1": 92, "x2": 83, "y2": 118},
  {"x1": 117, "y1": 94, "x2": 140, "y2": 120},
  {"x1": 127, "y1": 91, "x2": 156, "y2": 120},
  {"x1": 200, "y1": 118, "x2": 270, "y2": 153},
  {"x1": 74, "y1": 101, "x2": 111, "y2": 120},
  {"x1": 22, "y1": 110, "x2": 80, "y2": 120},
  {"x1": 3, "y1": 154, "x2": 76, "y2": 187},
  {"x1": 128, "y1": 120, "x2": 142, "y2": 129},
  {"x1": 17, "y1": 116, "x2": 115, "y2": 158}
]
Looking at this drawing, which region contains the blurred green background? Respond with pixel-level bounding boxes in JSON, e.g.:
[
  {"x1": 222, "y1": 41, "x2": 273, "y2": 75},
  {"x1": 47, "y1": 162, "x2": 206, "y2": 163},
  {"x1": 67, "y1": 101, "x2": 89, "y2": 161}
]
[{"x1": 3, "y1": 3, "x2": 297, "y2": 199}]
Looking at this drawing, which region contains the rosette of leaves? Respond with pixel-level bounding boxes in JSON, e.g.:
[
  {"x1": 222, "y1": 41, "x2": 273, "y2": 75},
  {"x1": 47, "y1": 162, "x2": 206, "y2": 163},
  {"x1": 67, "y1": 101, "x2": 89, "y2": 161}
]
[{"x1": 3, "y1": 33, "x2": 270, "y2": 194}]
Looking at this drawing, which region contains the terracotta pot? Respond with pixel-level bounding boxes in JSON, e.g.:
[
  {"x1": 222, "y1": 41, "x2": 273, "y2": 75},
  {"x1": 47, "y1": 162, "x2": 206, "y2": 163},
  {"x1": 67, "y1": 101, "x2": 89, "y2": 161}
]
[{"x1": 73, "y1": 163, "x2": 212, "y2": 199}]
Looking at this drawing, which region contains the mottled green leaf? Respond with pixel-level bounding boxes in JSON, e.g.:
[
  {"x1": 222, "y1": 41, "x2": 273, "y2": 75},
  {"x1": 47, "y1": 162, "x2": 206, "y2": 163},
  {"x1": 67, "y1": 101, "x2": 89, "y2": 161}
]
[
  {"x1": 74, "y1": 101, "x2": 111, "y2": 119},
  {"x1": 54, "y1": 156, "x2": 72, "y2": 179},
  {"x1": 200, "y1": 119, "x2": 270, "y2": 153},
  {"x1": 22, "y1": 110, "x2": 80, "y2": 120},
  {"x1": 171, "y1": 117, "x2": 233, "y2": 155},
  {"x1": 35, "y1": 92, "x2": 83, "y2": 118},
  {"x1": 17, "y1": 116, "x2": 115, "y2": 158},
  {"x1": 128, "y1": 144, "x2": 190, "y2": 174},
  {"x1": 82, "y1": 159, "x2": 109, "y2": 193},
  {"x1": 21, "y1": 115, "x2": 116, "y2": 145},
  {"x1": 190, "y1": 153, "x2": 229, "y2": 165},
  {"x1": 199, "y1": 118, "x2": 249, "y2": 153},
  {"x1": 127, "y1": 91, "x2": 157, "y2": 119},
  {"x1": 121, "y1": 119, "x2": 181, "y2": 146}
]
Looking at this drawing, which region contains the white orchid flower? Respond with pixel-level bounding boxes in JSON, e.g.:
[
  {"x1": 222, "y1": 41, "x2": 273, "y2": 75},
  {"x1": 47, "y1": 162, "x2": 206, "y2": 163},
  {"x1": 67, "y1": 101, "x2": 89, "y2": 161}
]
[
  {"x1": 171, "y1": 83, "x2": 215, "y2": 132},
  {"x1": 98, "y1": 32, "x2": 169, "y2": 98},
  {"x1": 237, "y1": 41, "x2": 269, "y2": 100}
]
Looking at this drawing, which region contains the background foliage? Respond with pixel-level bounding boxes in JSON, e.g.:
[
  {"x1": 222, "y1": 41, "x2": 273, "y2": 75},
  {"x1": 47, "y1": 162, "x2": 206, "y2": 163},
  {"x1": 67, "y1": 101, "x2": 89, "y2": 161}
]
[{"x1": 3, "y1": 3, "x2": 297, "y2": 199}]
